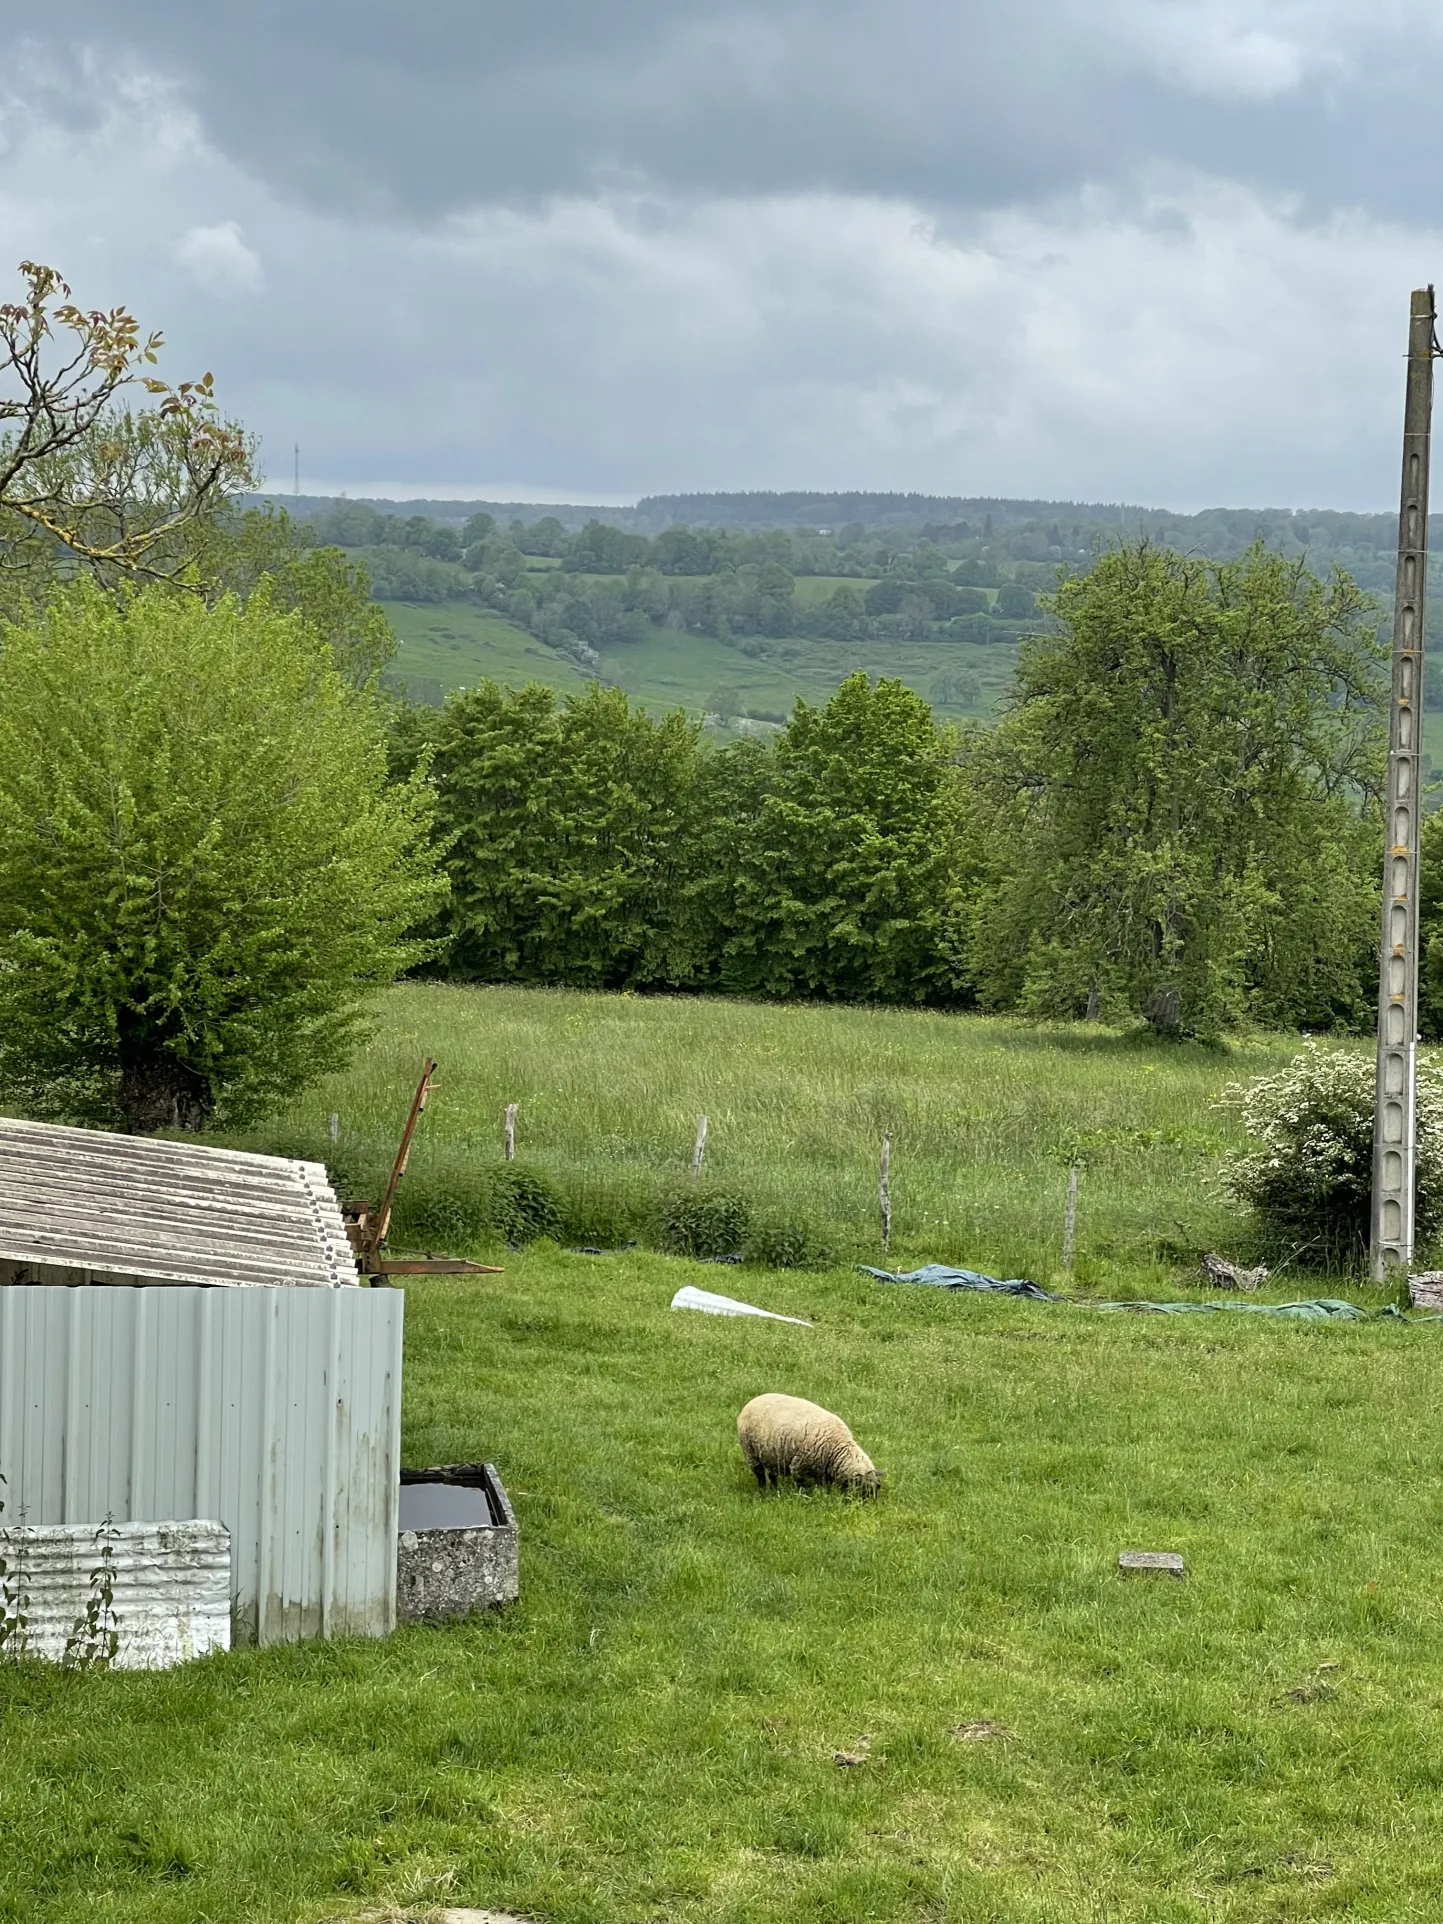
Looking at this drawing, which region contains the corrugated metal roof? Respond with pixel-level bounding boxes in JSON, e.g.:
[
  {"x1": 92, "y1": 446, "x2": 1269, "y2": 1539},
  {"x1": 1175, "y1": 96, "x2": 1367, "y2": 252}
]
[{"x1": 0, "y1": 1117, "x2": 355, "y2": 1288}]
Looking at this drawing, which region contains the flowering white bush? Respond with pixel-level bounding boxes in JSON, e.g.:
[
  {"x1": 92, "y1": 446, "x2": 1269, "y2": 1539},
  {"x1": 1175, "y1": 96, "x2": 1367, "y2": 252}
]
[{"x1": 1225, "y1": 1042, "x2": 1443, "y2": 1267}]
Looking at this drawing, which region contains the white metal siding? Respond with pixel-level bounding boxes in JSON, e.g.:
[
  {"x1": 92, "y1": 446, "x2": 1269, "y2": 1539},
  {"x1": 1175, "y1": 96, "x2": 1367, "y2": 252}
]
[
  {"x1": 0, "y1": 1286, "x2": 403, "y2": 1643},
  {"x1": 2, "y1": 1520, "x2": 231, "y2": 1668}
]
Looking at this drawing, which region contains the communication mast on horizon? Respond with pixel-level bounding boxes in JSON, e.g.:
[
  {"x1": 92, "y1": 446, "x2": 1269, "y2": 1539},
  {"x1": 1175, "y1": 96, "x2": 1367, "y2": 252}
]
[{"x1": 293, "y1": 443, "x2": 300, "y2": 497}]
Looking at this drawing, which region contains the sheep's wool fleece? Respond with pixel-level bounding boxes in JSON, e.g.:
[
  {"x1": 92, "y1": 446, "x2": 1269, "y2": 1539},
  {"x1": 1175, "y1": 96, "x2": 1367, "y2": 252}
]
[{"x1": 737, "y1": 1392, "x2": 878, "y2": 1489}]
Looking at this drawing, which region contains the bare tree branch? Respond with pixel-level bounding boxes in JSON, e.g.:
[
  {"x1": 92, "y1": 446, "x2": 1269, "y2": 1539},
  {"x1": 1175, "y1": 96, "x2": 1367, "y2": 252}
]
[{"x1": 0, "y1": 261, "x2": 258, "y2": 584}]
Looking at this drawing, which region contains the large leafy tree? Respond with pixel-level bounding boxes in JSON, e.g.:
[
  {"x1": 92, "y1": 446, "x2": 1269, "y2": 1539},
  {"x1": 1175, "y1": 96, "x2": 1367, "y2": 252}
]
[
  {"x1": 719, "y1": 674, "x2": 966, "y2": 1003},
  {"x1": 427, "y1": 681, "x2": 704, "y2": 988},
  {"x1": 0, "y1": 582, "x2": 443, "y2": 1131},
  {"x1": 965, "y1": 542, "x2": 1385, "y2": 1035}
]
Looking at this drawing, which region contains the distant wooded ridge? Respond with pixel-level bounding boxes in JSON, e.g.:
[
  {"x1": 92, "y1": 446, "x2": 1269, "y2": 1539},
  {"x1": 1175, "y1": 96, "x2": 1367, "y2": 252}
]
[{"x1": 251, "y1": 489, "x2": 1404, "y2": 543}]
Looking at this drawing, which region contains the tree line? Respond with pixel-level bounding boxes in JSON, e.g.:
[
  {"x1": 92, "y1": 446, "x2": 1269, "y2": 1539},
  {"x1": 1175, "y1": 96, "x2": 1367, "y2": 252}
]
[
  {"x1": 294, "y1": 490, "x2": 1410, "y2": 591},
  {"x1": 304, "y1": 502, "x2": 1047, "y2": 661},
  {"x1": 394, "y1": 541, "x2": 1424, "y2": 1040}
]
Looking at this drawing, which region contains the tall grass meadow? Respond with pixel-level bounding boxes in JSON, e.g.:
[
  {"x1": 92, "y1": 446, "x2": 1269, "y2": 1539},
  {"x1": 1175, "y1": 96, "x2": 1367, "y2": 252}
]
[{"x1": 220, "y1": 983, "x2": 1403, "y2": 1290}]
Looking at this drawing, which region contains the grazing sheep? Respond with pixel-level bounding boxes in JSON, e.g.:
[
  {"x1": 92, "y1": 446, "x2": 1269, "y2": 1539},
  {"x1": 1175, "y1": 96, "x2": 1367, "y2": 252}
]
[{"x1": 737, "y1": 1393, "x2": 880, "y2": 1494}]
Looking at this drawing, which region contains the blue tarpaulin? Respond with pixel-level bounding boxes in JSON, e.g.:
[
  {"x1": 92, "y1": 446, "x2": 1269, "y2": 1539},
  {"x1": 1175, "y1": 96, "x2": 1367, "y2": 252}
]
[
  {"x1": 860, "y1": 1264, "x2": 1053, "y2": 1298},
  {"x1": 860, "y1": 1265, "x2": 1409, "y2": 1321}
]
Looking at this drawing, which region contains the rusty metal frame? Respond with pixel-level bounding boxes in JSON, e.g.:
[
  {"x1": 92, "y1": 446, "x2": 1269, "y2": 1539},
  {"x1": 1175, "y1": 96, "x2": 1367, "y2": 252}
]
[{"x1": 344, "y1": 1058, "x2": 502, "y2": 1281}]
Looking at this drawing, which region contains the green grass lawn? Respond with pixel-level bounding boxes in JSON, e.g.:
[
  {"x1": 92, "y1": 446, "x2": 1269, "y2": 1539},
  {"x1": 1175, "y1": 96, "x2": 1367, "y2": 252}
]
[
  {"x1": 8, "y1": 1249, "x2": 1443, "y2": 1923},
  {"x1": 378, "y1": 603, "x2": 1017, "y2": 726},
  {"x1": 9, "y1": 989, "x2": 1437, "y2": 1924}
]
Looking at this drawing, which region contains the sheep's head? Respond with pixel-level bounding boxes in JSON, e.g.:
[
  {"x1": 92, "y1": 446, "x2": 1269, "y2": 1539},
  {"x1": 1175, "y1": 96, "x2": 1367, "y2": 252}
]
[{"x1": 840, "y1": 1446, "x2": 881, "y2": 1496}]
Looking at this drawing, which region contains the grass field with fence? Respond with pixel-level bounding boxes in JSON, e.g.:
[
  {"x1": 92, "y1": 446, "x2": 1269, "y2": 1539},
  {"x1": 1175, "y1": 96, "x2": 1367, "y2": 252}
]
[
  {"x1": 8, "y1": 986, "x2": 1442, "y2": 1924},
  {"x1": 231, "y1": 982, "x2": 1384, "y2": 1293}
]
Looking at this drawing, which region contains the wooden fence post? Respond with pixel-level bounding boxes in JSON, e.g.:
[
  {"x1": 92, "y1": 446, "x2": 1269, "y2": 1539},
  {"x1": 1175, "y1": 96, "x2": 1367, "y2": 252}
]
[
  {"x1": 692, "y1": 1114, "x2": 709, "y2": 1178},
  {"x1": 504, "y1": 1103, "x2": 518, "y2": 1163},
  {"x1": 880, "y1": 1130, "x2": 893, "y2": 1255},
  {"x1": 1062, "y1": 1162, "x2": 1079, "y2": 1272}
]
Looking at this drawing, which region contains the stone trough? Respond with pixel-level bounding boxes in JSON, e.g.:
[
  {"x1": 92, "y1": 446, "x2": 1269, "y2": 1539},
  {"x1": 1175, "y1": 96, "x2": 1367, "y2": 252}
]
[{"x1": 396, "y1": 1463, "x2": 518, "y2": 1622}]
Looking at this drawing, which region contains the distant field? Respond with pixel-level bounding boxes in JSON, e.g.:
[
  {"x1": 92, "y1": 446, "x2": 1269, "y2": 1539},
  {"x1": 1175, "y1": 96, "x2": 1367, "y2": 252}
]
[
  {"x1": 529, "y1": 573, "x2": 989, "y2": 609},
  {"x1": 380, "y1": 604, "x2": 594, "y2": 704},
  {"x1": 380, "y1": 601, "x2": 1017, "y2": 723},
  {"x1": 548, "y1": 573, "x2": 881, "y2": 601},
  {"x1": 781, "y1": 574, "x2": 876, "y2": 603}
]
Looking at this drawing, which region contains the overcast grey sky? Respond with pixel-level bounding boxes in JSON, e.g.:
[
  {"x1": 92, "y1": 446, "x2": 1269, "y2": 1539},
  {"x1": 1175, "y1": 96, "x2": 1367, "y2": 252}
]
[{"x1": 1, "y1": 2, "x2": 1437, "y2": 507}]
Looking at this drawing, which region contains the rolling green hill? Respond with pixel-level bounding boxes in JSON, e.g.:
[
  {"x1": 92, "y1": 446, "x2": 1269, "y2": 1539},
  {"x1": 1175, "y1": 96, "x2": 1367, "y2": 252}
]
[
  {"x1": 382, "y1": 598, "x2": 1443, "y2": 787},
  {"x1": 381, "y1": 604, "x2": 596, "y2": 706},
  {"x1": 381, "y1": 601, "x2": 1017, "y2": 725}
]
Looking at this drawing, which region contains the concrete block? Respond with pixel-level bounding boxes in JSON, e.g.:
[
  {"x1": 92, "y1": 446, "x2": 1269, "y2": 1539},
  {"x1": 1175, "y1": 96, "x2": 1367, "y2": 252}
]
[{"x1": 396, "y1": 1464, "x2": 518, "y2": 1622}]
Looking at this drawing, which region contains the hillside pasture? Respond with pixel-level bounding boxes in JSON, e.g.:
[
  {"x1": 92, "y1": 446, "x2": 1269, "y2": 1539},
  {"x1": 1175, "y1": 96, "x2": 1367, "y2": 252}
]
[
  {"x1": 380, "y1": 603, "x2": 594, "y2": 704},
  {"x1": 381, "y1": 602, "x2": 1018, "y2": 722}
]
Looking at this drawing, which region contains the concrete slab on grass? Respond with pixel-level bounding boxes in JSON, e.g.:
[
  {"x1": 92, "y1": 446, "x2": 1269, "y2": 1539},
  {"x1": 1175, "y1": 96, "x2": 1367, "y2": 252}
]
[
  {"x1": 1119, "y1": 1550, "x2": 1185, "y2": 1577},
  {"x1": 440, "y1": 1912, "x2": 533, "y2": 1922},
  {"x1": 328, "y1": 1908, "x2": 532, "y2": 1923},
  {"x1": 325, "y1": 1908, "x2": 534, "y2": 1924}
]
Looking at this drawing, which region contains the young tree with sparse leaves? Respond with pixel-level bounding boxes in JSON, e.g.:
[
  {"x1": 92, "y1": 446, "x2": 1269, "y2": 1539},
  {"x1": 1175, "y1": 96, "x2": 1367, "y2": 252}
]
[
  {"x1": 0, "y1": 259, "x2": 401, "y2": 686},
  {"x1": 0, "y1": 260, "x2": 256, "y2": 595}
]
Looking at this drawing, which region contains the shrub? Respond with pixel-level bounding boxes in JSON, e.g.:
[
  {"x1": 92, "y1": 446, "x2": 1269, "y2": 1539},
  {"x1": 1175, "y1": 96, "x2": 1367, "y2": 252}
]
[
  {"x1": 742, "y1": 1213, "x2": 833, "y2": 1270},
  {"x1": 388, "y1": 1162, "x2": 564, "y2": 1249},
  {"x1": 489, "y1": 1165, "x2": 565, "y2": 1245},
  {"x1": 1224, "y1": 1043, "x2": 1443, "y2": 1268},
  {"x1": 0, "y1": 581, "x2": 442, "y2": 1131},
  {"x1": 390, "y1": 1169, "x2": 497, "y2": 1250},
  {"x1": 321, "y1": 1153, "x2": 390, "y2": 1208},
  {"x1": 657, "y1": 1188, "x2": 753, "y2": 1259},
  {"x1": 558, "y1": 1176, "x2": 654, "y2": 1251}
]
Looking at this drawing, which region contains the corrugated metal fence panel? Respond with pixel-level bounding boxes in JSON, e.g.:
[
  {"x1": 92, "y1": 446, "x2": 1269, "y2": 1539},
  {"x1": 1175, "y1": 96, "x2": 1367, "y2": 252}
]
[{"x1": 0, "y1": 1286, "x2": 402, "y2": 1644}]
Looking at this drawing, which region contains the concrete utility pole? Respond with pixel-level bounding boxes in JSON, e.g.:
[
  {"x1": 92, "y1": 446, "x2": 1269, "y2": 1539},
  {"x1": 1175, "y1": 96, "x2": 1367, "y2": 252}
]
[{"x1": 1371, "y1": 286, "x2": 1439, "y2": 1279}]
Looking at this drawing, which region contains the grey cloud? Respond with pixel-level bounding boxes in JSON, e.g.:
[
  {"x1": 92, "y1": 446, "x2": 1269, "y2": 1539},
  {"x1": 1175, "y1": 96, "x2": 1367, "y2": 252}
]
[
  {"x1": 12, "y1": 0, "x2": 1443, "y2": 223},
  {"x1": 1, "y1": 5, "x2": 1436, "y2": 510}
]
